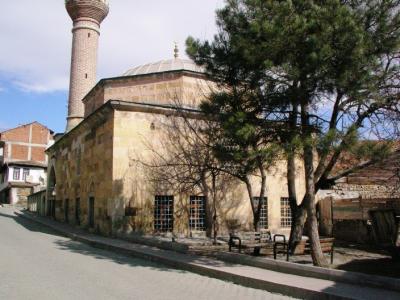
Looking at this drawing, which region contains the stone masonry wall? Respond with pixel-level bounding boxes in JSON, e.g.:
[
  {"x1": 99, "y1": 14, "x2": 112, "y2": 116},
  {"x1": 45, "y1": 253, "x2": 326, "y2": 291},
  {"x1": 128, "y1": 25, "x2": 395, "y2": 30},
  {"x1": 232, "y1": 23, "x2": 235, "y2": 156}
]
[
  {"x1": 111, "y1": 108, "x2": 307, "y2": 236},
  {"x1": 50, "y1": 103, "x2": 307, "y2": 237},
  {"x1": 332, "y1": 183, "x2": 400, "y2": 199},
  {"x1": 51, "y1": 111, "x2": 114, "y2": 235},
  {"x1": 83, "y1": 73, "x2": 215, "y2": 117}
]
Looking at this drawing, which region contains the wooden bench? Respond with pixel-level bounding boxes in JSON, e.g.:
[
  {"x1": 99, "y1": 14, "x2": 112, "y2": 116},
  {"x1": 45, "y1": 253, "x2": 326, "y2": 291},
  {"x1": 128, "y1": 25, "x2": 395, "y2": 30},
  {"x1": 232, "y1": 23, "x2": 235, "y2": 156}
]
[
  {"x1": 229, "y1": 231, "x2": 272, "y2": 255},
  {"x1": 304, "y1": 237, "x2": 335, "y2": 264},
  {"x1": 273, "y1": 236, "x2": 335, "y2": 264}
]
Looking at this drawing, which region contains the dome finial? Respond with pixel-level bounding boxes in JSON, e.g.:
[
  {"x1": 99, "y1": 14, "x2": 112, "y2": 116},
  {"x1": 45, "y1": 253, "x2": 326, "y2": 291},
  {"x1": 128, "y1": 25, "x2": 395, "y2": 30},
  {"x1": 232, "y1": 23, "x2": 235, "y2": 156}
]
[{"x1": 174, "y1": 42, "x2": 179, "y2": 59}]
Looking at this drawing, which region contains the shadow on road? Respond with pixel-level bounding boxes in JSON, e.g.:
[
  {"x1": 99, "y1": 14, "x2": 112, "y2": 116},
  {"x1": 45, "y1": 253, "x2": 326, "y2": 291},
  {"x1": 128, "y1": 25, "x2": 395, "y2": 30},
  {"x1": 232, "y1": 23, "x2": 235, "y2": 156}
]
[
  {"x1": 52, "y1": 238, "x2": 185, "y2": 273},
  {"x1": 0, "y1": 210, "x2": 185, "y2": 273},
  {"x1": 0, "y1": 211, "x2": 64, "y2": 236}
]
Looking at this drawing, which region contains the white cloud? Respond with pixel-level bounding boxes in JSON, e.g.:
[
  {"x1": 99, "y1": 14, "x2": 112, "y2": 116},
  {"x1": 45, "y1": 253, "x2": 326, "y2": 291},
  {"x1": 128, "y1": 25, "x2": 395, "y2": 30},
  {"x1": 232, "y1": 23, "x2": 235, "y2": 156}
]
[
  {"x1": 0, "y1": 0, "x2": 224, "y2": 94},
  {"x1": 13, "y1": 77, "x2": 69, "y2": 93}
]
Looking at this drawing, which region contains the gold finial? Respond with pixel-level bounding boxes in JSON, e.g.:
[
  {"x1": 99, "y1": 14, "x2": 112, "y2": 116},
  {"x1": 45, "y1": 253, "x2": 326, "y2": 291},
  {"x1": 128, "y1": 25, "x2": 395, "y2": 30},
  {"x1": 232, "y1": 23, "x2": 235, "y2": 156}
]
[{"x1": 174, "y1": 42, "x2": 179, "y2": 59}]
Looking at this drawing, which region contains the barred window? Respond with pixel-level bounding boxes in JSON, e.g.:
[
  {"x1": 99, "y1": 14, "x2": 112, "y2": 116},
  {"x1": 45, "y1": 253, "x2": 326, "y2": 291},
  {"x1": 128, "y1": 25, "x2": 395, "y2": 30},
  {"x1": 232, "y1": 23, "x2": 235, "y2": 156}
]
[
  {"x1": 189, "y1": 196, "x2": 206, "y2": 231},
  {"x1": 154, "y1": 196, "x2": 174, "y2": 232},
  {"x1": 280, "y1": 197, "x2": 292, "y2": 228},
  {"x1": 252, "y1": 197, "x2": 268, "y2": 229}
]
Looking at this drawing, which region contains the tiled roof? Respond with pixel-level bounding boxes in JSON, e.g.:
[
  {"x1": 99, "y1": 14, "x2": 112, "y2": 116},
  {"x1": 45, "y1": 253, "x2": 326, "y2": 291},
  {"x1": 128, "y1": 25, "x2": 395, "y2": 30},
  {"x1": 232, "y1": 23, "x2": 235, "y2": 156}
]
[{"x1": 6, "y1": 160, "x2": 47, "y2": 168}]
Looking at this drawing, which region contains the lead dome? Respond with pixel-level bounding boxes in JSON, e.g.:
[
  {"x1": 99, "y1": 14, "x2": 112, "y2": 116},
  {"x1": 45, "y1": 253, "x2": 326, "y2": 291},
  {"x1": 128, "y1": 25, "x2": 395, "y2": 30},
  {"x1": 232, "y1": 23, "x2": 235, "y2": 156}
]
[{"x1": 122, "y1": 58, "x2": 205, "y2": 77}]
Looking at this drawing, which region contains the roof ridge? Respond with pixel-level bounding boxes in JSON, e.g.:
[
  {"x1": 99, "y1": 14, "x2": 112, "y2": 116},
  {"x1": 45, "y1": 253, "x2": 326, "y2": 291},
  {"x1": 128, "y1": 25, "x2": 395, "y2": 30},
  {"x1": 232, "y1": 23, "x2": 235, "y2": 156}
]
[
  {"x1": 0, "y1": 121, "x2": 54, "y2": 135},
  {"x1": 122, "y1": 57, "x2": 204, "y2": 77}
]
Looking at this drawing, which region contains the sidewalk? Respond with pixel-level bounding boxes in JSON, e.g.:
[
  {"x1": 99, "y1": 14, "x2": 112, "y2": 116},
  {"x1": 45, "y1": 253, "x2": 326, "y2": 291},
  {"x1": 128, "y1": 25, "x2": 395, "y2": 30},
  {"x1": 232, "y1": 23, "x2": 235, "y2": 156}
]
[{"x1": 14, "y1": 210, "x2": 400, "y2": 300}]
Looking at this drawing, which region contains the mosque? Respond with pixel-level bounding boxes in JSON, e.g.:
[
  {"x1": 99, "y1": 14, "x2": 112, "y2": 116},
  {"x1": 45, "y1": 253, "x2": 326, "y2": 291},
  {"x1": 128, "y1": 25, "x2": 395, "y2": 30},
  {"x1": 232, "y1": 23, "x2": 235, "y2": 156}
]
[{"x1": 45, "y1": 0, "x2": 306, "y2": 236}]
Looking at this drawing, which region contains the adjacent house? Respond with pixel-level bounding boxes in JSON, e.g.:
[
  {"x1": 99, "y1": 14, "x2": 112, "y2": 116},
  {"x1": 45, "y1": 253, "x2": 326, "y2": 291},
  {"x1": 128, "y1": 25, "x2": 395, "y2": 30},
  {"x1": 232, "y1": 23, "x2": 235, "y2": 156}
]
[
  {"x1": 0, "y1": 122, "x2": 54, "y2": 205},
  {"x1": 318, "y1": 149, "x2": 400, "y2": 200},
  {"x1": 318, "y1": 150, "x2": 400, "y2": 243}
]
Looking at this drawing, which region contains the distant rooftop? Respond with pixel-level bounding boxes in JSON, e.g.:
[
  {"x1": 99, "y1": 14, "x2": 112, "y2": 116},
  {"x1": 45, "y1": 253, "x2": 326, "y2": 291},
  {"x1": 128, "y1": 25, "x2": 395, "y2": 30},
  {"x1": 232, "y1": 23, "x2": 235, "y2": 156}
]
[
  {"x1": 5, "y1": 160, "x2": 47, "y2": 168},
  {"x1": 0, "y1": 122, "x2": 54, "y2": 135}
]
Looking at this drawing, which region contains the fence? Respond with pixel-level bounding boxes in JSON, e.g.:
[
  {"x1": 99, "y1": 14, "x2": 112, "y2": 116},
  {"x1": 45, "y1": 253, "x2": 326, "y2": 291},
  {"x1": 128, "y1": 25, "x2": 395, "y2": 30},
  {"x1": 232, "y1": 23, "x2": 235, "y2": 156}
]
[
  {"x1": 319, "y1": 197, "x2": 400, "y2": 243},
  {"x1": 27, "y1": 190, "x2": 47, "y2": 216}
]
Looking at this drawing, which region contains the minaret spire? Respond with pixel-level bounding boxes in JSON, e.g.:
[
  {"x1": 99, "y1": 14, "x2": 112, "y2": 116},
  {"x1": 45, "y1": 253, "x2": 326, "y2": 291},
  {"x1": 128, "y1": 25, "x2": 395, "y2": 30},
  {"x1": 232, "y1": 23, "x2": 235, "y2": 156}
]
[{"x1": 65, "y1": 0, "x2": 109, "y2": 131}]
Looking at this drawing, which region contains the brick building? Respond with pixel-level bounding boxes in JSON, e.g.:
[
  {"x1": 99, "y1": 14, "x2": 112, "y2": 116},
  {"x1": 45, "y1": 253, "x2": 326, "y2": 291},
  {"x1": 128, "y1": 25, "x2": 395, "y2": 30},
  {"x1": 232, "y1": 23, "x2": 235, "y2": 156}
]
[
  {"x1": 318, "y1": 150, "x2": 400, "y2": 243},
  {"x1": 0, "y1": 122, "x2": 54, "y2": 205}
]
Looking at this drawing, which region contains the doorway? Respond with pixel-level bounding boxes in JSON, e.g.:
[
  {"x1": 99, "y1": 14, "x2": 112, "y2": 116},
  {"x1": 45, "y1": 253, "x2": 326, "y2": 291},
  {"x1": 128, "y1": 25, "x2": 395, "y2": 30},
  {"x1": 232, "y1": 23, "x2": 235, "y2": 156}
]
[
  {"x1": 75, "y1": 198, "x2": 81, "y2": 226},
  {"x1": 64, "y1": 199, "x2": 69, "y2": 223},
  {"x1": 88, "y1": 197, "x2": 95, "y2": 228}
]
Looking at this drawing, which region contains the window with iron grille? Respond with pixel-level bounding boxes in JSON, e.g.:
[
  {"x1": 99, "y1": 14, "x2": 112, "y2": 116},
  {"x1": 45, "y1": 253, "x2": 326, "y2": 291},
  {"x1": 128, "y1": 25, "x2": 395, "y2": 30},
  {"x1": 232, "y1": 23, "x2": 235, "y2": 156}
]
[
  {"x1": 280, "y1": 197, "x2": 292, "y2": 228},
  {"x1": 252, "y1": 197, "x2": 268, "y2": 229},
  {"x1": 189, "y1": 196, "x2": 206, "y2": 231},
  {"x1": 13, "y1": 168, "x2": 20, "y2": 180},
  {"x1": 154, "y1": 195, "x2": 174, "y2": 232}
]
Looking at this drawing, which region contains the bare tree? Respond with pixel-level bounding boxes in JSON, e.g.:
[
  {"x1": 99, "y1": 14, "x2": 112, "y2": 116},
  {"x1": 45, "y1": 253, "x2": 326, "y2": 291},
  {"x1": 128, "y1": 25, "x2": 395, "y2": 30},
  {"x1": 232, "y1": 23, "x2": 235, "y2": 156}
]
[{"x1": 133, "y1": 108, "x2": 237, "y2": 242}]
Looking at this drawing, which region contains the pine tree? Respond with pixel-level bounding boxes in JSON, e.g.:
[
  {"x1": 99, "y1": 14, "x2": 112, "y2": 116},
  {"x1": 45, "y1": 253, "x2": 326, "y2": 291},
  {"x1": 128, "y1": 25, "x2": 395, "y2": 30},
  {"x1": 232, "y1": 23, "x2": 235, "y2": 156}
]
[{"x1": 187, "y1": 0, "x2": 400, "y2": 266}]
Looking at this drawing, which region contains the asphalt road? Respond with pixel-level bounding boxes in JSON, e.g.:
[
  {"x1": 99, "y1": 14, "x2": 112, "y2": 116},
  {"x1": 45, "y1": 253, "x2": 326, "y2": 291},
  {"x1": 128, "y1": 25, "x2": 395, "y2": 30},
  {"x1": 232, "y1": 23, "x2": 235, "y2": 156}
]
[{"x1": 0, "y1": 207, "x2": 293, "y2": 300}]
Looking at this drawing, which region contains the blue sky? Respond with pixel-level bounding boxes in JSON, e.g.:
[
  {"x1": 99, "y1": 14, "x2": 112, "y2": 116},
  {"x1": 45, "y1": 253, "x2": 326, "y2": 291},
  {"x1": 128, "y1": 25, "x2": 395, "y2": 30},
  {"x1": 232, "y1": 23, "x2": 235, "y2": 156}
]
[
  {"x1": 0, "y1": 0, "x2": 223, "y2": 133},
  {"x1": 0, "y1": 80, "x2": 67, "y2": 133}
]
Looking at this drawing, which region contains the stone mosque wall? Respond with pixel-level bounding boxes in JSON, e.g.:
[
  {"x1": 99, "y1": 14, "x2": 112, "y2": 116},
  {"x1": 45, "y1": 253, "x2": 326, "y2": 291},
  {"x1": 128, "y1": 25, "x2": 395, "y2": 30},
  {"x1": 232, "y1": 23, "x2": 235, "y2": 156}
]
[{"x1": 83, "y1": 72, "x2": 214, "y2": 117}]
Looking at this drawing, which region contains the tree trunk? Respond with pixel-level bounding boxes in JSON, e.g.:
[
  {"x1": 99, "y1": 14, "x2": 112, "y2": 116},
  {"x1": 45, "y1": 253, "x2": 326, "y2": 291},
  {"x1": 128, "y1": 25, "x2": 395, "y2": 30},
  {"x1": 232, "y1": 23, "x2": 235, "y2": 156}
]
[
  {"x1": 301, "y1": 101, "x2": 328, "y2": 267},
  {"x1": 244, "y1": 177, "x2": 259, "y2": 231},
  {"x1": 287, "y1": 105, "x2": 307, "y2": 251},
  {"x1": 306, "y1": 208, "x2": 327, "y2": 267},
  {"x1": 287, "y1": 142, "x2": 301, "y2": 250},
  {"x1": 212, "y1": 172, "x2": 218, "y2": 244},
  {"x1": 302, "y1": 131, "x2": 327, "y2": 265},
  {"x1": 289, "y1": 203, "x2": 307, "y2": 251}
]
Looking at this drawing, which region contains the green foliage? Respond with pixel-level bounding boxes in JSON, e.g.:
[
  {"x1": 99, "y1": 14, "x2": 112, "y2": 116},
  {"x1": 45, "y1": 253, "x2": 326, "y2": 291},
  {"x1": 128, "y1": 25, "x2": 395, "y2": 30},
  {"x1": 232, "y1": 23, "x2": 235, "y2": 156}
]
[
  {"x1": 188, "y1": 0, "x2": 399, "y2": 108},
  {"x1": 188, "y1": 0, "x2": 373, "y2": 92},
  {"x1": 188, "y1": 0, "x2": 399, "y2": 180},
  {"x1": 187, "y1": 0, "x2": 399, "y2": 266},
  {"x1": 316, "y1": 126, "x2": 359, "y2": 155},
  {"x1": 200, "y1": 88, "x2": 282, "y2": 179},
  {"x1": 349, "y1": 140, "x2": 395, "y2": 162}
]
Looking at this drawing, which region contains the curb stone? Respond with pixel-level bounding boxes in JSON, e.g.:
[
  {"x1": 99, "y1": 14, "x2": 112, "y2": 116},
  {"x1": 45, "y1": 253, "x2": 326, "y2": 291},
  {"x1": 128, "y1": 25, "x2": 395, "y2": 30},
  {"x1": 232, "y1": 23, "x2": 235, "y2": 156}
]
[{"x1": 215, "y1": 252, "x2": 400, "y2": 293}]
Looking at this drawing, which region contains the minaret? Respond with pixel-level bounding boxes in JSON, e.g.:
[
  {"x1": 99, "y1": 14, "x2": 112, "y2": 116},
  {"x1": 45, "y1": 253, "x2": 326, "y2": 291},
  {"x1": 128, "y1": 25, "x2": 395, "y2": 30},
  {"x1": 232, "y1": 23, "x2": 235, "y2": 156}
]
[{"x1": 65, "y1": 0, "x2": 109, "y2": 131}]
